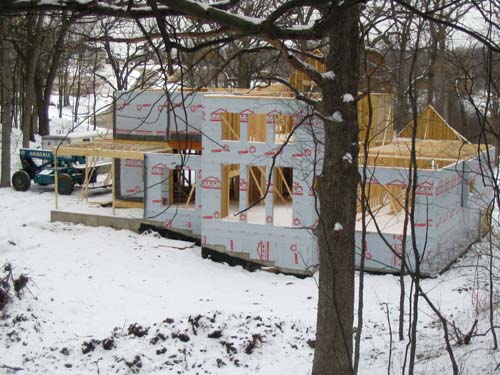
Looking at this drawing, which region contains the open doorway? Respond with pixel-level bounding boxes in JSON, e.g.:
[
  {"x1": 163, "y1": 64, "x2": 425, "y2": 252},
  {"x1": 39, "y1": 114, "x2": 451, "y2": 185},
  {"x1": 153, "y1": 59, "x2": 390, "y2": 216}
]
[
  {"x1": 247, "y1": 165, "x2": 266, "y2": 224},
  {"x1": 171, "y1": 167, "x2": 196, "y2": 208},
  {"x1": 273, "y1": 167, "x2": 293, "y2": 226},
  {"x1": 221, "y1": 164, "x2": 240, "y2": 218}
]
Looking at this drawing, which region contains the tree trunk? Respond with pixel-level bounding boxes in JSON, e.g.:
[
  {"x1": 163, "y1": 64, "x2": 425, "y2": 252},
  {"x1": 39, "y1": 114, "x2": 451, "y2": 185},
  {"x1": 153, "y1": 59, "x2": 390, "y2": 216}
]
[
  {"x1": 40, "y1": 14, "x2": 73, "y2": 136},
  {"x1": 237, "y1": 53, "x2": 251, "y2": 89},
  {"x1": 21, "y1": 14, "x2": 43, "y2": 147},
  {"x1": 312, "y1": 4, "x2": 360, "y2": 375},
  {"x1": 63, "y1": 60, "x2": 70, "y2": 107},
  {"x1": 394, "y1": 43, "x2": 410, "y2": 132},
  {"x1": 1, "y1": 21, "x2": 13, "y2": 187}
]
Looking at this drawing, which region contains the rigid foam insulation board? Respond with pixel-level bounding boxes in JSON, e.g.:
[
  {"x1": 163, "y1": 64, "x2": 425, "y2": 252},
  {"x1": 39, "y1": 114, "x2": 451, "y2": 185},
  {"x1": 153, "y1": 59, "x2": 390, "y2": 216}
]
[
  {"x1": 115, "y1": 158, "x2": 145, "y2": 202},
  {"x1": 197, "y1": 94, "x2": 322, "y2": 271},
  {"x1": 114, "y1": 90, "x2": 204, "y2": 142},
  {"x1": 117, "y1": 89, "x2": 494, "y2": 275},
  {"x1": 144, "y1": 152, "x2": 202, "y2": 235},
  {"x1": 358, "y1": 147, "x2": 494, "y2": 275}
]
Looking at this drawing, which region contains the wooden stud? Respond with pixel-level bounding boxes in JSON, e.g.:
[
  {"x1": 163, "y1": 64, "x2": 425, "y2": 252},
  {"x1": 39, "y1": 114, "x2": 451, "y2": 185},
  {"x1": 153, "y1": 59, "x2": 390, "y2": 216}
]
[
  {"x1": 54, "y1": 150, "x2": 59, "y2": 210},
  {"x1": 112, "y1": 158, "x2": 116, "y2": 216},
  {"x1": 185, "y1": 185, "x2": 195, "y2": 208},
  {"x1": 79, "y1": 157, "x2": 90, "y2": 203},
  {"x1": 169, "y1": 170, "x2": 174, "y2": 206},
  {"x1": 113, "y1": 200, "x2": 144, "y2": 209},
  {"x1": 277, "y1": 167, "x2": 293, "y2": 199},
  {"x1": 221, "y1": 165, "x2": 229, "y2": 217},
  {"x1": 249, "y1": 167, "x2": 265, "y2": 200},
  {"x1": 103, "y1": 171, "x2": 112, "y2": 186}
]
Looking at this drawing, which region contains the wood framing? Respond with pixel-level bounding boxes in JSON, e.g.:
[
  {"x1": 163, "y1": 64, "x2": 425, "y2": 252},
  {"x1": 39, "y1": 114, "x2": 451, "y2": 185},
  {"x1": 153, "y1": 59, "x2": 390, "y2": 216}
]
[
  {"x1": 288, "y1": 49, "x2": 326, "y2": 92},
  {"x1": 221, "y1": 164, "x2": 240, "y2": 218},
  {"x1": 114, "y1": 199, "x2": 144, "y2": 209},
  {"x1": 274, "y1": 167, "x2": 293, "y2": 204},
  {"x1": 221, "y1": 112, "x2": 240, "y2": 141},
  {"x1": 358, "y1": 93, "x2": 394, "y2": 148},
  {"x1": 275, "y1": 115, "x2": 294, "y2": 144},
  {"x1": 399, "y1": 105, "x2": 469, "y2": 142},
  {"x1": 361, "y1": 139, "x2": 486, "y2": 169},
  {"x1": 357, "y1": 183, "x2": 412, "y2": 216},
  {"x1": 55, "y1": 87, "x2": 494, "y2": 276},
  {"x1": 55, "y1": 139, "x2": 173, "y2": 160},
  {"x1": 248, "y1": 166, "x2": 266, "y2": 205}
]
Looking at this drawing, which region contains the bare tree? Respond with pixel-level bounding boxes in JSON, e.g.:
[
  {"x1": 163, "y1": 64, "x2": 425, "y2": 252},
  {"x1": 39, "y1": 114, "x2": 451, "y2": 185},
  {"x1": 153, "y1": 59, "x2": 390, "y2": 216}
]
[{"x1": 0, "y1": 18, "x2": 14, "y2": 187}]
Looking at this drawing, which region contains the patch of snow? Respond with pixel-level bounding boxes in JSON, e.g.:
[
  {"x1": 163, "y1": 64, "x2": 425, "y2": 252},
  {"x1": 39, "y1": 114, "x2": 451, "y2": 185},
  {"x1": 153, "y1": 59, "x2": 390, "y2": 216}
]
[
  {"x1": 343, "y1": 93, "x2": 355, "y2": 103},
  {"x1": 343, "y1": 153, "x2": 353, "y2": 163},
  {"x1": 334, "y1": 222, "x2": 343, "y2": 231},
  {"x1": 329, "y1": 111, "x2": 343, "y2": 123},
  {"x1": 321, "y1": 71, "x2": 336, "y2": 80}
]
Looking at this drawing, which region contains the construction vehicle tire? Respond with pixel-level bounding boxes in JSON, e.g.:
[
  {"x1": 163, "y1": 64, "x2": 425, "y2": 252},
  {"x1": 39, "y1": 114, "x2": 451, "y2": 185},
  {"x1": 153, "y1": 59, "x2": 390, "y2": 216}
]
[
  {"x1": 11, "y1": 170, "x2": 31, "y2": 192},
  {"x1": 58, "y1": 174, "x2": 74, "y2": 195}
]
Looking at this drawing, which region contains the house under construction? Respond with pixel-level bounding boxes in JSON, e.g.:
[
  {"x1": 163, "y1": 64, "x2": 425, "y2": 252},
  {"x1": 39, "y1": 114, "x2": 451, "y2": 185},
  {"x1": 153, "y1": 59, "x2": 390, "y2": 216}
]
[{"x1": 54, "y1": 86, "x2": 494, "y2": 276}]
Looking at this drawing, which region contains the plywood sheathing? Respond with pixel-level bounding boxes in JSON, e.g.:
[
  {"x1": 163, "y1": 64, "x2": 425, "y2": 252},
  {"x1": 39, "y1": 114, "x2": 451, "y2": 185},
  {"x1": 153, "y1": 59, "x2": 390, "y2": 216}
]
[
  {"x1": 399, "y1": 105, "x2": 469, "y2": 143},
  {"x1": 221, "y1": 112, "x2": 240, "y2": 141},
  {"x1": 361, "y1": 138, "x2": 486, "y2": 170},
  {"x1": 288, "y1": 49, "x2": 326, "y2": 92},
  {"x1": 55, "y1": 139, "x2": 173, "y2": 160},
  {"x1": 248, "y1": 114, "x2": 267, "y2": 142},
  {"x1": 358, "y1": 93, "x2": 394, "y2": 148},
  {"x1": 357, "y1": 183, "x2": 412, "y2": 215}
]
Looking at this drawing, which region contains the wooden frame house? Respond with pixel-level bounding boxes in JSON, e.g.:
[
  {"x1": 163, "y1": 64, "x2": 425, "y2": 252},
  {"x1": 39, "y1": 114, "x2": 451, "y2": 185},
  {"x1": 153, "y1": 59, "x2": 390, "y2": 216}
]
[{"x1": 54, "y1": 88, "x2": 494, "y2": 276}]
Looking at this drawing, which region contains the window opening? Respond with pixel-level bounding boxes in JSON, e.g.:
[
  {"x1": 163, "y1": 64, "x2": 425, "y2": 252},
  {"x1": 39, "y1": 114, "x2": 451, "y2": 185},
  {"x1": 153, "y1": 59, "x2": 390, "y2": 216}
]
[
  {"x1": 274, "y1": 114, "x2": 294, "y2": 144},
  {"x1": 248, "y1": 113, "x2": 266, "y2": 142},
  {"x1": 357, "y1": 183, "x2": 412, "y2": 217},
  {"x1": 161, "y1": 149, "x2": 200, "y2": 207},
  {"x1": 247, "y1": 165, "x2": 266, "y2": 224},
  {"x1": 221, "y1": 112, "x2": 240, "y2": 141}
]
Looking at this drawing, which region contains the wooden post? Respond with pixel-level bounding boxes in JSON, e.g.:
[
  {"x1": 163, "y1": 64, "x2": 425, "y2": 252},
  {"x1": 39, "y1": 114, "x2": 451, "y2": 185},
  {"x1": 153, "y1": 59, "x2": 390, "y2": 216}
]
[
  {"x1": 112, "y1": 158, "x2": 116, "y2": 216},
  {"x1": 54, "y1": 149, "x2": 59, "y2": 210},
  {"x1": 277, "y1": 167, "x2": 293, "y2": 198},
  {"x1": 221, "y1": 165, "x2": 229, "y2": 217},
  {"x1": 184, "y1": 185, "x2": 195, "y2": 208},
  {"x1": 80, "y1": 156, "x2": 90, "y2": 203}
]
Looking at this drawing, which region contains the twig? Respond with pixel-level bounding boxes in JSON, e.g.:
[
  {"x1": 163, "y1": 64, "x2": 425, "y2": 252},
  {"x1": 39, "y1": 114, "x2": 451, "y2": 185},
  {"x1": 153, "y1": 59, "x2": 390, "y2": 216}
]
[
  {"x1": 384, "y1": 303, "x2": 393, "y2": 375},
  {"x1": 92, "y1": 358, "x2": 101, "y2": 375},
  {"x1": 0, "y1": 364, "x2": 24, "y2": 372},
  {"x1": 463, "y1": 319, "x2": 479, "y2": 345}
]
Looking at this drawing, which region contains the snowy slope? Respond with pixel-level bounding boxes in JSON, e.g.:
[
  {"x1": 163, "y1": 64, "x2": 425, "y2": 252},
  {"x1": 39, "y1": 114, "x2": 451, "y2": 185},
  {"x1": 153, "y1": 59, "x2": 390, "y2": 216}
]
[{"x1": 1, "y1": 186, "x2": 499, "y2": 374}]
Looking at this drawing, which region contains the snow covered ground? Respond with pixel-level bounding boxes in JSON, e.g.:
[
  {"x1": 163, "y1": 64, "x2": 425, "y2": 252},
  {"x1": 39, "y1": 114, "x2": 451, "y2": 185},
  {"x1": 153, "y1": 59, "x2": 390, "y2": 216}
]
[
  {"x1": 1, "y1": 187, "x2": 498, "y2": 375},
  {"x1": 1, "y1": 103, "x2": 500, "y2": 374}
]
